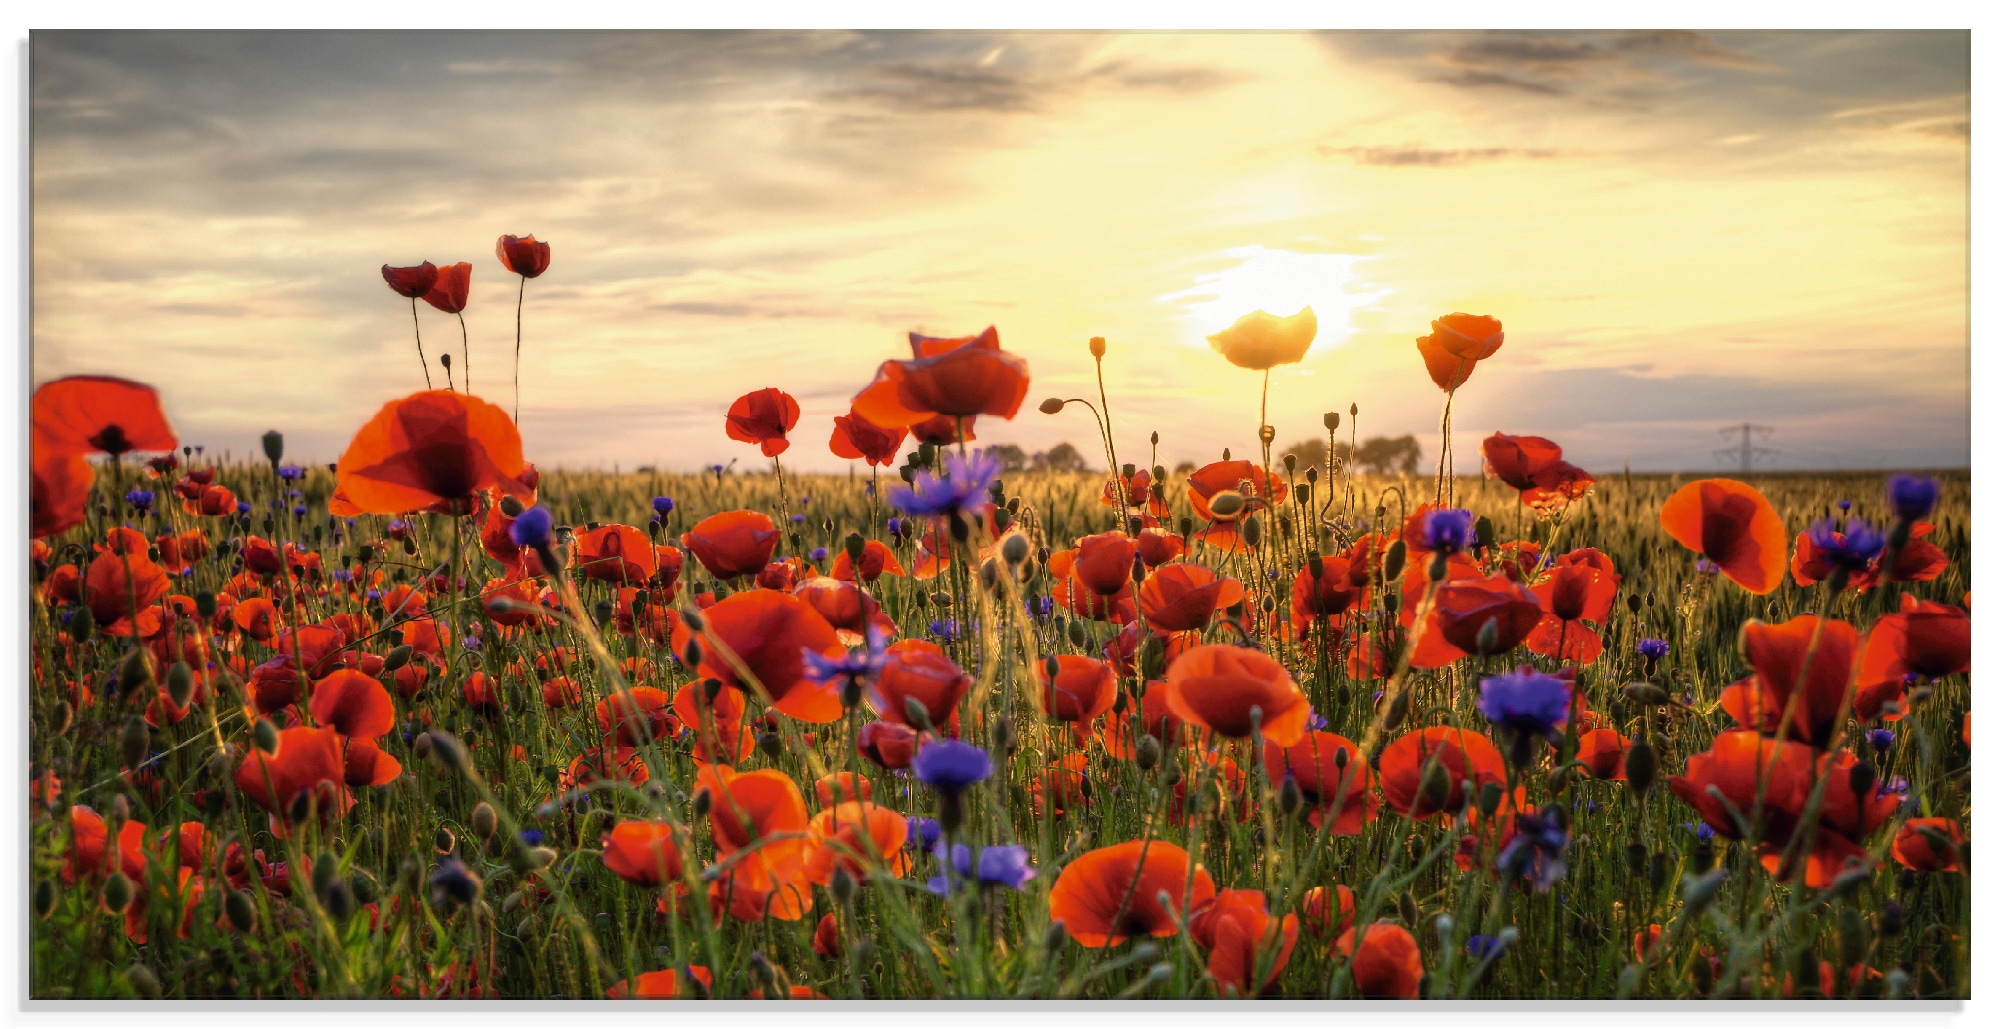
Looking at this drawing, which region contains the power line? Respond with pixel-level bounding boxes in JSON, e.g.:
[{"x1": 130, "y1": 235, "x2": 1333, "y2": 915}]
[{"x1": 1714, "y1": 423, "x2": 1780, "y2": 474}]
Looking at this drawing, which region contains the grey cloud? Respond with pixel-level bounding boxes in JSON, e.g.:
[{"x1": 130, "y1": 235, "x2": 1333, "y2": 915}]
[
  {"x1": 1429, "y1": 69, "x2": 1568, "y2": 96},
  {"x1": 1611, "y1": 30, "x2": 1770, "y2": 69},
  {"x1": 1318, "y1": 145, "x2": 1564, "y2": 166}
]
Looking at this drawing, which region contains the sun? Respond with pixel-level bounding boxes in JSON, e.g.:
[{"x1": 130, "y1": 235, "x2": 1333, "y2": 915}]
[{"x1": 1159, "y1": 245, "x2": 1389, "y2": 353}]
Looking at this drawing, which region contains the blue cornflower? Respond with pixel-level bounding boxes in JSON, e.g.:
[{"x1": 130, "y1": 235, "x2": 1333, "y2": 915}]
[
  {"x1": 1696, "y1": 823, "x2": 1716, "y2": 843},
  {"x1": 926, "y1": 844, "x2": 1036, "y2": 895},
  {"x1": 291, "y1": 505, "x2": 307, "y2": 517},
  {"x1": 509, "y1": 506, "x2": 554, "y2": 550},
  {"x1": 1836, "y1": 499, "x2": 1852, "y2": 512},
  {"x1": 331, "y1": 568, "x2": 353, "y2": 583},
  {"x1": 1806, "y1": 517, "x2": 1884, "y2": 574},
  {"x1": 1637, "y1": 638, "x2": 1669, "y2": 661},
  {"x1": 890, "y1": 450, "x2": 1003, "y2": 523},
  {"x1": 1034, "y1": 596, "x2": 1054, "y2": 618},
  {"x1": 809, "y1": 546, "x2": 829, "y2": 563},
  {"x1": 1467, "y1": 934, "x2": 1507, "y2": 960},
  {"x1": 1476, "y1": 666, "x2": 1572, "y2": 741},
  {"x1": 802, "y1": 624, "x2": 889, "y2": 701},
  {"x1": 1305, "y1": 708, "x2": 1329, "y2": 732},
  {"x1": 517, "y1": 829, "x2": 544, "y2": 846},
  {"x1": 1887, "y1": 474, "x2": 1939, "y2": 522},
  {"x1": 428, "y1": 857, "x2": 483, "y2": 909},
  {"x1": 1694, "y1": 557, "x2": 1718, "y2": 576},
  {"x1": 462, "y1": 634, "x2": 484, "y2": 652},
  {"x1": 1868, "y1": 728, "x2": 1894, "y2": 752},
  {"x1": 886, "y1": 516, "x2": 905, "y2": 540},
  {"x1": 652, "y1": 496, "x2": 675, "y2": 517},
  {"x1": 911, "y1": 739, "x2": 993, "y2": 796},
  {"x1": 1497, "y1": 808, "x2": 1569, "y2": 893},
  {"x1": 905, "y1": 816, "x2": 942, "y2": 851},
  {"x1": 124, "y1": 489, "x2": 155, "y2": 512},
  {"x1": 278, "y1": 464, "x2": 304, "y2": 480},
  {"x1": 791, "y1": 514, "x2": 806, "y2": 524},
  {"x1": 1421, "y1": 507, "x2": 1475, "y2": 554},
  {"x1": 929, "y1": 618, "x2": 960, "y2": 642}
]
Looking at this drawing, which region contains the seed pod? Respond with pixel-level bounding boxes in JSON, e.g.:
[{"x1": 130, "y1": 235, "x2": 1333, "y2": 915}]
[
  {"x1": 1397, "y1": 891, "x2": 1420, "y2": 927},
  {"x1": 1133, "y1": 735, "x2": 1162, "y2": 772},
  {"x1": 382, "y1": 645, "x2": 413, "y2": 673},
  {"x1": 119, "y1": 715, "x2": 150, "y2": 769},
  {"x1": 351, "y1": 868, "x2": 381, "y2": 906},
  {"x1": 1044, "y1": 921, "x2": 1069, "y2": 952},
  {"x1": 1624, "y1": 736, "x2": 1658, "y2": 794},
  {"x1": 225, "y1": 889, "x2": 258, "y2": 932},
  {"x1": 126, "y1": 963, "x2": 163, "y2": 999},
  {"x1": 166, "y1": 661, "x2": 194, "y2": 708},
  {"x1": 1383, "y1": 541, "x2": 1407, "y2": 581},
  {"x1": 1241, "y1": 516, "x2": 1262, "y2": 549},
  {"x1": 101, "y1": 871, "x2": 134, "y2": 914}
]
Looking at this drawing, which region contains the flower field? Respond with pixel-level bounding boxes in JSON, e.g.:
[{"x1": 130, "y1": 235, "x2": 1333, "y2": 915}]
[{"x1": 27, "y1": 282, "x2": 1971, "y2": 1001}]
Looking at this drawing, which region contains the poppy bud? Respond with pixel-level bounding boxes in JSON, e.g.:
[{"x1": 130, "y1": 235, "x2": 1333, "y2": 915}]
[
  {"x1": 33, "y1": 878, "x2": 56, "y2": 920},
  {"x1": 899, "y1": 696, "x2": 935, "y2": 732},
  {"x1": 830, "y1": 867, "x2": 857, "y2": 905},
  {"x1": 119, "y1": 715, "x2": 149, "y2": 770},
  {"x1": 1624, "y1": 737, "x2": 1657, "y2": 794},
  {"x1": 125, "y1": 963, "x2": 162, "y2": 999},
  {"x1": 1133, "y1": 734, "x2": 1161, "y2": 772},
  {"x1": 1207, "y1": 491, "x2": 1247, "y2": 519},
  {"x1": 592, "y1": 599, "x2": 614, "y2": 628},
  {"x1": 1065, "y1": 618, "x2": 1089, "y2": 647},
  {"x1": 1380, "y1": 690, "x2": 1410, "y2": 731},
  {"x1": 1621, "y1": 681, "x2": 1670, "y2": 707},
  {"x1": 118, "y1": 648, "x2": 153, "y2": 697},
  {"x1": 1876, "y1": 899, "x2": 1904, "y2": 937},
  {"x1": 1044, "y1": 921, "x2": 1069, "y2": 952},
  {"x1": 1398, "y1": 891, "x2": 1421, "y2": 927},
  {"x1": 1038, "y1": 397, "x2": 1065, "y2": 416},
  {"x1": 412, "y1": 733, "x2": 434, "y2": 761},
  {"x1": 1847, "y1": 760, "x2": 1877, "y2": 798},
  {"x1": 1159, "y1": 759, "x2": 1183, "y2": 787},
  {"x1": 1837, "y1": 907, "x2": 1868, "y2": 968},
  {"x1": 990, "y1": 715, "x2": 1016, "y2": 754},
  {"x1": 1419, "y1": 760, "x2": 1451, "y2": 811},
  {"x1": 682, "y1": 638, "x2": 705, "y2": 668},
  {"x1": 1089, "y1": 336, "x2": 1106, "y2": 358},
  {"x1": 471, "y1": 801, "x2": 499, "y2": 841},
  {"x1": 1278, "y1": 775, "x2": 1304, "y2": 816},
  {"x1": 220, "y1": 888, "x2": 258, "y2": 932},
  {"x1": 166, "y1": 661, "x2": 194, "y2": 708},
  {"x1": 1383, "y1": 541, "x2": 1407, "y2": 581},
  {"x1": 1000, "y1": 533, "x2": 1031, "y2": 568},
  {"x1": 261, "y1": 430, "x2": 284, "y2": 467},
  {"x1": 1241, "y1": 516, "x2": 1262, "y2": 548},
  {"x1": 324, "y1": 878, "x2": 357, "y2": 923},
  {"x1": 351, "y1": 868, "x2": 381, "y2": 906},
  {"x1": 101, "y1": 871, "x2": 134, "y2": 914},
  {"x1": 930, "y1": 590, "x2": 954, "y2": 608},
  {"x1": 425, "y1": 731, "x2": 468, "y2": 773},
  {"x1": 1680, "y1": 868, "x2": 1728, "y2": 920},
  {"x1": 67, "y1": 604, "x2": 94, "y2": 644},
  {"x1": 1178, "y1": 516, "x2": 1194, "y2": 537}
]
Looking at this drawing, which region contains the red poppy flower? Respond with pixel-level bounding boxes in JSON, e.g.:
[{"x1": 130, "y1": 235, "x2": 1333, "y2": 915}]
[
  {"x1": 1716, "y1": 615, "x2": 1860, "y2": 748},
  {"x1": 422, "y1": 261, "x2": 472, "y2": 314},
  {"x1": 63, "y1": 806, "x2": 150, "y2": 884},
  {"x1": 31, "y1": 452, "x2": 91, "y2": 539},
  {"x1": 1263, "y1": 731, "x2": 1378, "y2": 834},
  {"x1": 1140, "y1": 563, "x2": 1245, "y2": 633},
  {"x1": 673, "y1": 682, "x2": 755, "y2": 765},
  {"x1": 791, "y1": 576, "x2": 884, "y2": 645},
  {"x1": 605, "y1": 966, "x2": 711, "y2": 1000},
  {"x1": 1333, "y1": 922, "x2": 1425, "y2": 999},
  {"x1": 869, "y1": 640, "x2": 973, "y2": 730},
  {"x1": 1855, "y1": 596, "x2": 1970, "y2": 719},
  {"x1": 1523, "y1": 548, "x2": 1619, "y2": 664},
  {"x1": 1415, "y1": 312, "x2": 1503, "y2": 392},
  {"x1": 804, "y1": 801, "x2": 911, "y2": 886},
  {"x1": 1047, "y1": 551, "x2": 1138, "y2": 624},
  {"x1": 1047, "y1": 839, "x2": 1217, "y2": 948},
  {"x1": 1190, "y1": 888, "x2": 1300, "y2": 996},
  {"x1": 682, "y1": 510, "x2": 780, "y2": 581},
  {"x1": 1660, "y1": 478, "x2": 1786, "y2": 595},
  {"x1": 909, "y1": 414, "x2": 974, "y2": 446},
  {"x1": 1299, "y1": 884, "x2": 1356, "y2": 940},
  {"x1": 726, "y1": 388, "x2": 801, "y2": 457},
  {"x1": 1575, "y1": 728, "x2": 1630, "y2": 780},
  {"x1": 574, "y1": 524, "x2": 657, "y2": 585},
  {"x1": 594, "y1": 686, "x2": 680, "y2": 748},
  {"x1": 1136, "y1": 528, "x2": 1185, "y2": 567},
  {"x1": 696, "y1": 766, "x2": 813, "y2": 921},
  {"x1": 309, "y1": 670, "x2": 395, "y2": 740},
  {"x1": 335, "y1": 390, "x2": 529, "y2": 516},
  {"x1": 233, "y1": 725, "x2": 350, "y2": 817},
  {"x1": 83, "y1": 548, "x2": 171, "y2": 635},
  {"x1": 1032, "y1": 752, "x2": 1093, "y2": 819},
  {"x1": 1207, "y1": 307, "x2": 1318, "y2": 371},
  {"x1": 1378, "y1": 725, "x2": 1506, "y2": 820},
  {"x1": 342, "y1": 738, "x2": 403, "y2": 787},
  {"x1": 1414, "y1": 574, "x2": 1543, "y2": 669},
  {"x1": 1035, "y1": 654, "x2": 1118, "y2": 724},
  {"x1": 857, "y1": 720, "x2": 917, "y2": 770},
  {"x1": 830, "y1": 539, "x2": 905, "y2": 582},
  {"x1": 33, "y1": 375, "x2": 179, "y2": 457},
  {"x1": 814, "y1": 772, "x2": 872, "y2": 808},
  {"x1": 829, "y1": 408, "x2": 908, "y2": 466},
  {"x1": 1071, "y1": 532, "x2": 1140, "y2": 596},
  {"x1": 560, "y1": 745, "x2": 652, "y2": 793},
  {"x1": 602, "y1": 821, "x2": 686, "y2": 887},
  {"x1": 1480, "y1": 432, "x2": 1593, "y2": 513},
  {"x1": 671, "y1": 588, "x2": 845, "y2": 722},
  {"x1": 851, "y1": 326, "x2": 1030, "y2": 427},
  {"x1": 1668, "y1": 731, "x2": 1896, "y2": 887},
  {"x1": 496, "y1": 235, "x2": 551, "y2": 278},
  {"x1": 1164, "y1": 644, "x2": 1310, "y2": 746},
  {"x1": 382, "y1": 262, "x2": 439, "y2": 298},
  {"x1": 1185, "y1": 460, "x2": 1288, "y2": 521},
  {"x1": 1289, "y1": 555, "x2": 1357, "y2": 636},
  {"x1": 1891, "y1": 818, "x2": 1964, "y2": 873}
]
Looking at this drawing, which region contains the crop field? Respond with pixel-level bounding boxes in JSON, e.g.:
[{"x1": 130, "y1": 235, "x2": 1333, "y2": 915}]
[{"x1": 26, "y1": 329, "x2": 1970, "y2": 1001}]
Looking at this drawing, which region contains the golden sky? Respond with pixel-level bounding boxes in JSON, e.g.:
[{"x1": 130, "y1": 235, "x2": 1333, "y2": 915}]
[{"x1": 32, "y1": 30, "x2": 1968, "y2": 473}]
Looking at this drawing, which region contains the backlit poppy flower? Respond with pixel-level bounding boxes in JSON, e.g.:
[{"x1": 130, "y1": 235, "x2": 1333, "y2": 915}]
[
  {"x1": 1575, "y1": 728, "x2": 1630, "y2": 780},
  {"x1": 605, "y1": 966, "x2": 712, "y2": 1000},
  {"x1": 335, "y1": 390, "x2": 529, "y2": 516},
  {"x1": 32, "y1": 375, "x2": 179, "y2": 457},
  {"x1": 63, "y1": 806, "x2": 150, "y2": 884},
  {"x1": 1289, "y1": 555, "x2": 1357, "y2": 635},
  {"x1": 595, "y1": 686, "x2": 680, "y2": 747},
  {"x1": 1523, "y1": 548, "x2": 1619, "y2": 663},
  {"x1": 560, "y1": 746, "x2": 652, "y2": 793},
  {"x1": 602, "y1": 821, "x2": 686, "y2": 887},
  {"x1": 541, "y1": 675, "x2": 583, "y2": 708},
  {"x1": 1104, "y1": 467, "x2": 1167, "y2": 517},
  {"x1": 1795, "y1": 521, "x2": 1951, "y2": 592},
  {"x1": 308, "y1": 670, "x2": 396, "y2": 740},
  {"x1": 1047, "y1": 551, "x2": 1138, "y2": 624},
  {"x1": 1136, "y1": 527, "x2": 1185, "y2": 567},
  {"x1": 910, "y1": 414, "x2": 975, "y2": 445},
  {"x1": 1299, "y1": 884, "x2": 1356, "y2": 940},
  {"x1": 814, "y1": 772, "x2": 872, "y2": 808},
  {"x1": 421, "y1": 261, "x2": 471, "y2": 314},
  {"x1": 857, "y1": 719, "x2": 917, "y2": 770},
  {"x1": 1165, "y1": 644, "x2": 1310, "y2": 746},
  {"x1": 83, "y1": 547, "x2": 171, "y2": 635},
  {"x1": 1480, "y1": 432, "x2": 1593, "y2": 513},
  {"x1": 1717, "y1": 615, "x2": 1860, "y2": 747},
  {"x1": 697, "y1": 766, "x2": 813, "y2": 921},
  {"x1": 1185, "y1": 460, "x2": 1287, "y2": 521},
  {"x1": 1660, "y1": 479, "x2": 1786, "y2": 595},
  {"x1": 1207, "y1": 307, "x2": 1318, "y2": 371},
  {"x1": 791, "y1": 575, "x2": 883, "y2": 644},
  {"x1": 1029, "y1": 752, "x2": 1092, "y2": 819},
  {"x1": 1071, "y1": 532, "x2": 1140, "y2": 596},
  {"x1": 1378, "y1": 725, "x2": 1507, "y2": 820},
  {"x1": 575, "y1": 524, "x2": 658, "y2": 585},
  {"x1": 1191, "y1": 888, "x2": 1300, "y2": 996},
  {"x1": 1333, "y1": 922, "x2": 1425, "y2": 999},
  {"x1": 804, "y1": 801, "x2": 911, "y2": 885},
  {"x1": 726, "y1": 388, "x2": 801, "y2": 458},
  {"x1": 869, "y1": 640, "x2": 973, "y2": 730},
  {"x1": 682, "y1": 510, "x2": 781, "y2": 581},
  {"x1": 1891, "y1": 818, "x2": 1964, "y2": 873},
  {"x1": 1047, "y1": 839, "x2": 1217, "y2": 948},
  {"x1": 1102, "y1": 679, "x2": 1199, "y2": 758},
  {"x1": 1415, "y1": 313, "x2": 1503, "y2": 392},
  {"x1": 851, "y1": 326, "x2": 1030, "y2": 428},
  {"x1": 671, "y1": 589, "x2": 845, "y2": 722},
  {"x1": 1139, "y1": 564, "x2": 1245, "y2": 633},
  {"x1": 830, "y1": 539, "x2": 905, "y2": 583},
  {"x1": 1264, "y1": 731, "x2": 1377, "y2": 833},
  {"x1": 1414, "y1": 574, "x2": 1543, "y2": 668},
  {"x1": 381, "y1": 262, "x2": 439, "y2": 298},
  {"x1": 1667, "y1": 731, "x2": 1896, "y2": 887},
  {"x1": 673, "y1": 682, "x2": 755, "y2": 764},
  {"x1": 1035, "y1": 654, "x2": 1118, "y2": 724},
  {"x1": 496, "y1": 235, "x2": 551, "y2": 278},
  {"x1": 830, "y1": 408, "x2": 910, "y2": 468},
  {"x1": 30, "y1": 452, "x2": 91, "y2": 538},
  {"x1": 233, "y1": 725, "x2": 349, "y2": 817},
  {"x1": 1855, "y1": 596, "x2": 1970, "y2": 720}
]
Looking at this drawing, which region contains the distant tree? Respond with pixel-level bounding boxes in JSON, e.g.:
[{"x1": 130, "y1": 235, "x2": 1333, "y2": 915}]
[
  {"x1": 1280, "y1": 438, "x2": 1353, "y2": 476},
  {"x1": 1353, "y1": 434, "x2": 1422, "y2": 475},
  {"x1": 984, "y1": 444, "x2": 1030, "y2": 474},
  {"x1": 1173, "y1": 460, "x2": 1198, "y2": 475},
  {"x1": 1034, "y1": 442, "x2": 1092, "y2": 474}
]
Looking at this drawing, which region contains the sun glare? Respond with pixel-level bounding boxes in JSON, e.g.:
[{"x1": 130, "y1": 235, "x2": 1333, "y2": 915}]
[{"x1": 1161, "y1": 245, "x2": 1388, "y2": 353}]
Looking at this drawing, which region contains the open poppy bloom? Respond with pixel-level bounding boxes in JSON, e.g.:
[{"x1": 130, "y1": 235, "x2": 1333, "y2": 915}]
[
  {"x1": 605, "y1": 966, "x2": 711, "y2": 1000},
  {"x1": 594, "y1": 686, "x2": 680, "y2": 747},
  {"x1": 829, "y1": 539, "x2": 905, "y2": 582},
  {"x1": 856, "y1": 719, "x2": 917, "y2": 770},
  {"x1": 308, "y1": 670, "x2": 396, "y2": 740},
  {"x1": 1855, "y1": 596, "x2": 1970, "y2": 719},
  {"x1": 422, "y1": 261, "x2": 471, "y2": 314},
  {"x1": 1523, "y1": 547, "x2": 1619, "y2": 664},
  {"x1": 1333, "y1": 922, "x2": 1425, "y2": 998},
  {"x1": 1190, "y1": 888, "x2": 1300, "y2": 996},
  {"x1": 868, "y1": 640, "x2": 973, "y2": 731},
  {"x1": 34, "y1": 375, "x2": 179, "y2": 458},
  {"x1": 334, "y1": 390, "x2": 530, "y2": 516},
  {"x1": 601, "y1": 821, "x2": 685, "y2": 887},
  {"x1": 1047, "y1": 839, "x2": 1217, "y2": 947},
  {"x1": 63, "y1": 806, "x2": 150, "y2": 884},
  {"x1": 696, "y1": 766, "x2": 813, "y2": 921},
  {"x1": 851, "y1": 326, "x2": 1030, "y2": 428},
  {"x1": 342, "y1": 738, "x2": 403, "y2": 787},
  {"x1": 1794, "y1": 522, "x2": 1951, "y2": 592},
  {"x1": 791, "y1": 575, "x2": 888, "y2": 645},
  {"x1": 803, "y1": 801, "x2": 911, "y2": 885},
  {"x1": 1163, "y1": 644, "x2": 1310, "y2": 746},
  {"x1": 1299, "y1": 884, "x2": 1356, "y2": 940},
  {"x1": 381, "y1": 262, "x2": 439, "y2": 298},
  {"x1": 1716, "y1": 615, "x2": 1860, "y2": 747},
  {"x1": 1668, "y1": 730, "x2": 1897, "y2": 887},
  {"x1": 1070, "y1": 532, "x2": 1140, "y2": 596},
  {"x1": 1660, "y1": 478, "x2": 1787, "y2": 594},
  {"x1": 1047, "y1": 550, "x2": 1137, "y2": 624},
  {"x1": 1412, "y1": 574, "x2": 1544, "y2": 668},
  {"x1": 681, "y1": 510, "x2": 780, "y2": 581},
  {"x1": 1035, "y1": 654, "x2": 1119, "y2": 724},
  {"x1": 673, "y1": 681, "x2": 755, "y2": 764},
  {"x1": 1378, "y1": 725, "x2": 1506, "y2": 820},
  {"x1": 1481, "y1": 432, "x2": 1593, "y2": 514},
  {"x1": 31, "y1": 451, "x2": 92, "y2": 538},
  {"x1": 726, "y1": 387, "x2": 801, "y2": 457},
  {"x1": 1264, "y1": 731, "x2": 1378, "y2": 833},
  {"x1": 670, "y1": 589, "x2": 845, "y2": 722},
  {"x1": 83, "y1": 547, "x2": 171, "y2": 636},
  {"x1": 1575, "y1": 728, "x2": 1630, "y2": 780},
  {"x1": 1891, "y1": 817, "x2": 1964, "y2": 873},
  {"x1": 233, "y1": 725, "x2": 352, "y2": 822},
  {"x1": 496, "y1": 234, "x2": 551, "y2": 278},
  {"x1": 1415, "y1": 312, "x2": 1504, "y2": 392},
  {"x1": 1186, "y1": 460, "x2": 1288, "y2": 521},
  {"x1": 829, "y1": 407, "x2": 909, "y2": 466},
  {"x1": 1139, "y1": 563, "x2": 1245, "y2": 633},
  {"x1": 575, "y1": 524, "x2": 658, "y2": 584},
  {"x1": 1207, "y1": 306, "x2": 1318, "y2": 371}
]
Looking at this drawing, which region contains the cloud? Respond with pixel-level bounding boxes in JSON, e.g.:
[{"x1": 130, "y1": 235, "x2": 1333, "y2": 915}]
[
  {"x1": 1429, "y1": 69, "x2": 1569, "y2": 96},
  {"x1": 1319, "y1": 145, "x2": 1565, "y2": 167}
]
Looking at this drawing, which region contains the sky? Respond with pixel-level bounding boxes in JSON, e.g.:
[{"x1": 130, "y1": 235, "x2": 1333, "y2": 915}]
[{"x1": 31, "y1": 30, "x2": 1969, "y2": 474}]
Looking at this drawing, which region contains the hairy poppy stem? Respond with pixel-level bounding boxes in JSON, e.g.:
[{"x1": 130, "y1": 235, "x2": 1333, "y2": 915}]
[
  {"x1": 513, "y1": 275, "x2": 526, "y2": 425},
  {"x1": 412, "y1": 298, "x2": 433, "y2": 389},
  {"x1": 457, "y1": 312, "x2": 470, "y2": 395},
  {"x1": 1092, "y1": 355, "x2": 1129, "y2": 530}
]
